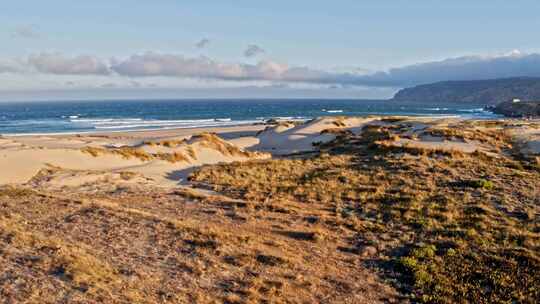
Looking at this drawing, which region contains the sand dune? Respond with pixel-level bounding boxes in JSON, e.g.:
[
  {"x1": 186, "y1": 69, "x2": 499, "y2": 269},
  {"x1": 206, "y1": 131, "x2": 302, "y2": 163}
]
[
  {"x1": 241, "y1": 117, "x2": 379, "y2": 154},
  {"x1": 511, "y1": 127, "x2": 540, "y2": 156},
  {"x1": 1, "y1": 117, "x2": 538, "y2": 187},
  {"x1": 0, "y1": 131, "x2": 269, "y2": 186},
  {"x1": 1, "y1": 116, "x2": 539, "y2": 303},
  {"x1": 0, "y1": 148, "x2": 146, "y2": 184}
]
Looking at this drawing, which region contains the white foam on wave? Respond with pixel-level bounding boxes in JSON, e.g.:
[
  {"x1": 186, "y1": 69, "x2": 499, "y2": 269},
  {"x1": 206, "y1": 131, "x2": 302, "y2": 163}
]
[
  {"x1": 5, "y1": 118, "x2": 263, "y2": 136},
  {"x1": 325, "y1": 110, "x2": 344, "y2": 113},
  {"x1": 423, "y1": 107, "x2": 449, "y2": 111},
  {"x1": 92, "y1": 119, "x2": 215, "y2": 126},
  {"x1": 70, "y1": 118, "x2": 143, "y2": 123},
  {"x1": 69, "y1": 117, "x2": 261, "y2": 130},
  {"x1": 273, "y1": 116, "x2": 306, "y2": 121},
  {"x1": 458, "y1": 108, "x2": 485, "y2": 113}
]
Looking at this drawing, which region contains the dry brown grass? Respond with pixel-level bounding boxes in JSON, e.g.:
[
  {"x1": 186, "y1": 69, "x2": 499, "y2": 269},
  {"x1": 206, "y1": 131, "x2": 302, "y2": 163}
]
[
  {"x1": 0, "y1": 217, "x2": 125, "y2": 301},
  {"x1": 193, "y1": 132, "x2": 260, "y2": 158},
  {"x1": 144, "y1": 139, "x2": 187, "y2": 148},
  {"x1": 186, "y1": 145, "x2": 197, "y2": 160},
  {"x1": 81, "y1": 146, "x2": 152, "y2": 161},
  {"x1": 4, "y1": 120, "x2": 539, "y2": 303},
  {"x1": 190, "y1": 121, "x2": 540, "y2": 303},
  {"x1": 82, "y1": 136, "x2": 264, "y2": 164},
  {"x1": 332, "y1": 117, "x2": 347, "y2": 127},
  {"x1": 119, "y1": 171, "x2": 138, "y2": 180},
  {"x1": 82, "y1": 145, "x2": 194, "y2": 163},
  {"x1": 155, "y1": 151, "x2": 190, "y2": 163},
  {"x1": 374, "y1": 140, "x2": 466, "y2": 158},
  {"x1": 0, "y1": 185, "x2": 37, "y2": 197},
  {"x1": 0, "y1": 181, "x2": 395, "y2": 303},
  {"x1": 80, "y1": 146, "x2": 105, "y2": 157},
  {"x1": 422, "y1": 126, "x2": 510, "y2": 147},
  {"x1": 320, "y1": 128, "x2": 353, "y2": 136}
]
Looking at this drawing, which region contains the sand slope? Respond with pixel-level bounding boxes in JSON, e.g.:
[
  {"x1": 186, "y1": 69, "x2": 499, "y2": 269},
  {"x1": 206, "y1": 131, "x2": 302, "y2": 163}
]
[
  {"x1": 0, "y1": 132, "x2": 269, "y2": 186},
  {"x1": 240, "y1": 117, "x2": 379, "y2": 154},
  {"x1": 2, "y1": 117, "x2": 538, "y2": 186}
]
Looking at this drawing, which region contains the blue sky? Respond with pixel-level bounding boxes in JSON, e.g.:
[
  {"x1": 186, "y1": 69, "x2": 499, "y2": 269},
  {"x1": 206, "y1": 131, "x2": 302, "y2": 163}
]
[{"x1": 2, "y1": 1, "x2": 540, "y2": 100}]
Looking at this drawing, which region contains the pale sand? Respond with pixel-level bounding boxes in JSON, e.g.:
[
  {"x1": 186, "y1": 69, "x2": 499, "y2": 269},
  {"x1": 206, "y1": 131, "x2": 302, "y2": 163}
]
[
  {"x1": 394, "y1": 138, "x2": 481, "y2": 153},
  {"x1": 234, "y1": 117, "x2": 380, "y2": 155},
  {"x1": 507, "y1": 126, "x2": 540, "y2": 156},
  {"x1": 2, "y1": 117, "x2": 538, "y2": 188},
  {"x1": 0, "y1": 124, "x2": 267, "y2": 187}
]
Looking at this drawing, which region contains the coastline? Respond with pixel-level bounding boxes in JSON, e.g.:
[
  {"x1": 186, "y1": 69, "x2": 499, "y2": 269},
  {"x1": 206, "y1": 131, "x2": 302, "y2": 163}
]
[
  {"x1": 0, "y1": 99, "x2": 500, "y2": 136},
  {"x1": 1, "y1": 115, "x2": 538, "y2": 187},
  {"x1": 2, "y1": 123, "x2": 267, "y2": 139},
  {"x1": 1, "y1": 114, "x2": 538, "y2": 303},
  {"x1": 1, "y1": 113, "x2": 498, "y2": 138}
]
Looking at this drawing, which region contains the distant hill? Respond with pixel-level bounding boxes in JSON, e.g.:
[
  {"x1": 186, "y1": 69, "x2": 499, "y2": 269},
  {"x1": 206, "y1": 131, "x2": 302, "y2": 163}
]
[{"x1": 391, "y1": 77, "x2": 540, "y2": 104}]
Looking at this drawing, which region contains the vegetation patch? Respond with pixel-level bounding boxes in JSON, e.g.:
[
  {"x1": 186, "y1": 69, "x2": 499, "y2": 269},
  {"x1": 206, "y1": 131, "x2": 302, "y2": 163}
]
[
  {"x1": 190, "y1": 120, "x2": 540, "y2": 303},
  {"x1": 0, "y1": 218, "x2": 121, "y2": 298},
  {"x1": 82, "y1": 145, "x2": 191, "y2": 163},
  {"x1": 193, "y1": 132, "x2": 257, "y2": 158},
  {"x1": 398, "y1": 246, "x2": 539, "y2": 303}
]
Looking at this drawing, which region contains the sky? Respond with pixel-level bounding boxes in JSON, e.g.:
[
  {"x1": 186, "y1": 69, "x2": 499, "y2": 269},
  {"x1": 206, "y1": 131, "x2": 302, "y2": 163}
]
[{"x1": 2, "y1": 0, "x2": 540, "y2": 100}]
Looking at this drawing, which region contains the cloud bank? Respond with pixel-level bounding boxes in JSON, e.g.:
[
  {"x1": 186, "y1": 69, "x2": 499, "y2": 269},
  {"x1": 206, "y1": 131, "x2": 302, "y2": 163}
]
[
  {"x1": 348, "y1": 51, "x2": 540, "y2": 87},
  {"x1": 108, "y1": 52, "x2": 331, "y2": 83},
  {"x1": 28, "y1": 53, "x2": 110, "y2": 75},
  {"x1": 0, "y1": 63, "x2": 17, "y2": 73},
  {"x1": 13, "y1": 50, "x2": 540, "y2": 89}
]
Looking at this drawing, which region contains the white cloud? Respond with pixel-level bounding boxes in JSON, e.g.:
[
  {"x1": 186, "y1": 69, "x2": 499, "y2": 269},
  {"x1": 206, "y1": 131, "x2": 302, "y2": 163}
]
[
  {"x1": 0, "y1": 59, "x2": 23, "y2": 73},
  {"x1": 110, "y1": 52, "x2": 299, "y2": 81},
  {"x1": 28, "y1": 53, "x2": 110, "y2": 75},
  {"x1": 111, "y1": 53, "x2": 244, "y2": 79},
  {"x1": 108, "y1": 52, "x2": 337, "y2": 85},
  {"x1": 11, "y1": 50, "x2": 540, "y2": 89},
  {"x1": 346, "y1": 51, "x2": 540, "y2": 87},
  {"x1": 196, "y1": 38, "x2": 210, "y2": 48},
  {"x1": 109, "y1": 50, "x2": 540, "y2": 88},
  {"x1": 244, "y1": 45, "x2": 265, "y2": 58},
  {"x1": 0, "y1": 63, "x2": 17, "y2": 73}
]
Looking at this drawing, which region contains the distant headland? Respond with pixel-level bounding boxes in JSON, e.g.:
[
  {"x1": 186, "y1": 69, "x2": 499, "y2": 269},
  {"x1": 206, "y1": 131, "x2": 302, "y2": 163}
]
[
  {"x1": 492, "y1": 99, "x2": 540, "y2": 117},
  {"x1": 391, "y1": 77, "x2": 540, "y2": 105}
]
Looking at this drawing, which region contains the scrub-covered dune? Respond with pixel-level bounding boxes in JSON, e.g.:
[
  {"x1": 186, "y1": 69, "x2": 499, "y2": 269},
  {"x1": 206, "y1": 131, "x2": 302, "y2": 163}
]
[{"x1": 1, "y1": 117, "x2": 539, "y2": 303}]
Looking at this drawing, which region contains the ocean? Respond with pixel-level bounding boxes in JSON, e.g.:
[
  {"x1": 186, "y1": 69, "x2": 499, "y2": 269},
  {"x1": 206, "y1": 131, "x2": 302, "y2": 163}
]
[{"x1": 0, "y1": 99, "x2": 498, "y2": 135}]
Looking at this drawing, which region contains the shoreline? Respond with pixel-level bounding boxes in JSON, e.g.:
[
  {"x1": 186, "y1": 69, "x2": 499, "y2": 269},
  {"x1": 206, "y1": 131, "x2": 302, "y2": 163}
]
[
  {"x1": 0, "y1": 113, "x2": 502, "y2": 138},
  {"x1": 1, "y1": 123, "x2": 268, "y2": 138},
  {"x1": 1, "y1": 115, "x2": 538, "y2": 186},
  {"x1": 1, "y1": 115, "x2": 538, "y2": 303}
]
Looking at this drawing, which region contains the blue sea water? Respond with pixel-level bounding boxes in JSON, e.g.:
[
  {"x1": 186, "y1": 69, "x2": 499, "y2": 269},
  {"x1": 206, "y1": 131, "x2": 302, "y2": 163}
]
[{"x1": 0, "y1": 99, "x2": 498, "y2": 135}]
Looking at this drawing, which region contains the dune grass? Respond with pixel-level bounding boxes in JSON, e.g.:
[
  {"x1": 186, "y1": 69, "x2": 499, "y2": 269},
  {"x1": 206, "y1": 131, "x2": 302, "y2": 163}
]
[
  {"x1": 192, "y1": 132, "x2": 262, "y2": 158},
  {"x1": 0, "y1": 216, "x2": 123, "y2": 299},
  {"x1": 81, "y1": 133, "x2": 262, "y2": 164},
  {"x1": 190, "y1": 122, "x2": 540, "y2": 303},
  {"x1": 3, "y1": 120, "x2": 538, "y2": 303}
]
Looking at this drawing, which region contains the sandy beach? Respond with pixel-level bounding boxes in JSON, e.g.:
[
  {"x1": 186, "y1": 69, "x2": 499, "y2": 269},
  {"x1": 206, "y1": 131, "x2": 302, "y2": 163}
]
[{"x1": 0, "y1": 124, "x2": 266, "y2": 186}]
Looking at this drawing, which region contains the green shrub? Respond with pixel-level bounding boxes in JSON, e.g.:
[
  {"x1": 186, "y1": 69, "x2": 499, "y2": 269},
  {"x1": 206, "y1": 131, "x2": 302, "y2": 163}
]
[{"x1": 469, "y1": 179, "x2": 494, "y2": 190}]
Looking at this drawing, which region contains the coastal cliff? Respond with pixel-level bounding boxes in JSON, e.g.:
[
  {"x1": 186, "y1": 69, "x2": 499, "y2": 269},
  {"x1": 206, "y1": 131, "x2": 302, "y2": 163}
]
[
  {"x1": 392, "y1": 77, "x2": 540, "y2": 104},
  {"x1": 492, "y1": 100, "x2": 540, "y2": 117}
]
